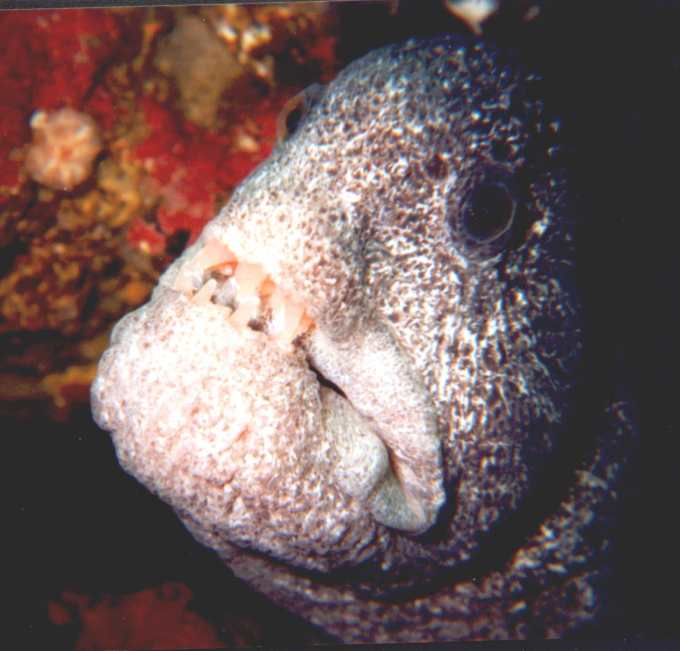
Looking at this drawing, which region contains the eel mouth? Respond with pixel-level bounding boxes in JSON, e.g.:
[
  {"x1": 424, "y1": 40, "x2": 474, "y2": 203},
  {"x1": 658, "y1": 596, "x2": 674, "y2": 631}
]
[
  {"x1": 168, "y1": 236, "x2": 445, "y2": 534},
  {"x1": 173, "y1": 237, "x2": 315, "y2": 351},
  {"x1": 174, "y1": 238, "x2": 347, "y2": 397}
]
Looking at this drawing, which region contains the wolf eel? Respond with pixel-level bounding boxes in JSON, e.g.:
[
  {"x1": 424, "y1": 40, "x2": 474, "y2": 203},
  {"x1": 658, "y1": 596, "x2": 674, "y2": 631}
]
[{"x1": 91, "y1": 36, "x2": 635, "y2": 641}]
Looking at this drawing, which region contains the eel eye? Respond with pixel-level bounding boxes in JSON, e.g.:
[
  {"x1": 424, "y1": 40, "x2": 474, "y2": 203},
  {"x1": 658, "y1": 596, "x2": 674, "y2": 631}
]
[
  {"x1": 461, "y1": 178, "x2": 516, "y2": 244},
  {"x1": 276, "y1": 83, "x2": 325, "y2": 144}
]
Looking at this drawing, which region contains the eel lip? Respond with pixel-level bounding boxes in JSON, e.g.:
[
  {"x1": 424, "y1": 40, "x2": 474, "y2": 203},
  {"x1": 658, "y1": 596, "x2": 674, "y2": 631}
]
[
  {"x1": 168, "y1": 236, "x2": 446, "y2": 533},
  {"x1": 307, "y1": 324, "x2": 445, "y2": 533}
]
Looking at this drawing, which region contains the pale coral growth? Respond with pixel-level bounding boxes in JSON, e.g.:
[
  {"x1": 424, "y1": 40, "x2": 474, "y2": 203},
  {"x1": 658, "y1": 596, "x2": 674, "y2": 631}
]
[
  {"x1": 25, "y1": 108, "x2": 102, "y2": 191},
  {"x1": 154, "y1": 15, "x2": 243, "y2": 129}
]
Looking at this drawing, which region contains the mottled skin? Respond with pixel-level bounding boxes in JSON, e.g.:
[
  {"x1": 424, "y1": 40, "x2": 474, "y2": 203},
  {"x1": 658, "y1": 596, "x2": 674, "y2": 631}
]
[{"x1": 91, "y1": 37, "x2": 634, "y2": 641}]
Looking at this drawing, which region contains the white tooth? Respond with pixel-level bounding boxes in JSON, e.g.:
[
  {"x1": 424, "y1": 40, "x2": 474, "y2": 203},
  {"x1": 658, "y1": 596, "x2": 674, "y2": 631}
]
[
  {"x1": 174, "y1": 239, "x2": 235, "y2": 293},
  {"x1": 178, "y1": 245, "x2": 311, "y2": 346},
  {"x1": 269, "y1": 287, "x2": 303, "y2": 343},
  {"x1": 282, "y1": 299, "x2": 305, "y2": 342},
  {"x1": 233, "y1": 261, "x2": 267, "y2": 298},
  {"x1": 229, "y1": 296, "x2": 260, "y2": 329},
  {"x1": 268, "y1": 286, "x2": 285, "y2": 330},
  {"x1": 268, "y1": 290, "x2": 285, "y2": 340},
  {"x1": 192, "y1": 278, "x2": 218, "y2": 305},
  {"x1": 213, "y1": 277, "x2": 237, "y2": 308}
]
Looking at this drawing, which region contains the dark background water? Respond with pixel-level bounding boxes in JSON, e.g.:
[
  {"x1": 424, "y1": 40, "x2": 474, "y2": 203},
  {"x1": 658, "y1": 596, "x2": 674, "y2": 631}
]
[{"x1": 8, "y1": 0, "x2": 679, "y2": 647}]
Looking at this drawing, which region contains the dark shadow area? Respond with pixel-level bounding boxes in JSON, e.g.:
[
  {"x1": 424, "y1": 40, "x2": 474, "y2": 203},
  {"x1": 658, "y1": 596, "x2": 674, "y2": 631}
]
[{"x1": 12, "y1": 405, "x2": 333, "y2": 648}]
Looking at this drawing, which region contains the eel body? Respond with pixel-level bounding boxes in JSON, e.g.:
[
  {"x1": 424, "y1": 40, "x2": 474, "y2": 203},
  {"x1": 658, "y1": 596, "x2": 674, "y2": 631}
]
[{"x1": 91, "y1": 37, "x2": 634, "y2": 641}]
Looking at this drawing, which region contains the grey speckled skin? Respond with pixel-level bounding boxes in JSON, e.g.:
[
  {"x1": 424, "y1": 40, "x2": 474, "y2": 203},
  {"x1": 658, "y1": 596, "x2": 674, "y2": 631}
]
[{"x1": 91, "y1": 37, "x2": 635, "y2": 641}]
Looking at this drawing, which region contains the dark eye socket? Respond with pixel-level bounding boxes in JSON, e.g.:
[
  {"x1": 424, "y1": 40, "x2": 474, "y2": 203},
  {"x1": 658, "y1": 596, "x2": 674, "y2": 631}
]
[
  {"x1": 461, "y1": 178, "x2": 516, "y2": 245},
  {"x1": 276, "y1": 83, "x2": 324, "y2": 144}
]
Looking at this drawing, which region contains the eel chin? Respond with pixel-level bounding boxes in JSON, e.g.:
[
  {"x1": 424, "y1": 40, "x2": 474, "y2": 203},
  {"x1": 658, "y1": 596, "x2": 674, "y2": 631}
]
[{"x1": 91, "y1": 236, "x2": 445, "y2": 572}]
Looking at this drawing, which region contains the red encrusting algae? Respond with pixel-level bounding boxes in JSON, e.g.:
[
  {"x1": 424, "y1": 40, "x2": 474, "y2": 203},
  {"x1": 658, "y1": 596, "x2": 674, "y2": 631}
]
[
  {"x1": 48, "y1": 583, "x2": 224, "y2": 650},
  {"x1": 126, "y1": 217, "x2": 167, "y2": 256},
  {"x1": 130, "y1": 92, "x2": 292, "y2": 246}
]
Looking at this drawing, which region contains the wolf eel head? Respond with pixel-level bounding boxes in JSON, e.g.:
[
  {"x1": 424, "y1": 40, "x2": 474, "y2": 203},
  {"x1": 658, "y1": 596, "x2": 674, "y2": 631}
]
[{"x1": 91, "y1": 37, "x2": 600, "y2": 639}]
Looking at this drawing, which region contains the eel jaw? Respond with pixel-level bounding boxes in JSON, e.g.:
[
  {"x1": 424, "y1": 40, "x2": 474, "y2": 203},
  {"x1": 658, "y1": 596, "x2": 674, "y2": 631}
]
[
  {"x1": 168, "y1": 236, "x2": 446, "y2": 535},
  {"x1": 92, "y1": 233, "x2": 445, "y2": 571}
]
